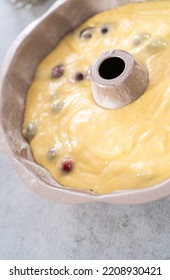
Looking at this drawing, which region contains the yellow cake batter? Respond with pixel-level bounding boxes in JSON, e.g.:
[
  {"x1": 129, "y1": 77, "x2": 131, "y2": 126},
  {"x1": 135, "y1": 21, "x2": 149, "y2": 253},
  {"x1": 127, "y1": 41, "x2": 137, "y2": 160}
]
[{"x1": 22, "y1": 1, "x2": 170, "y2": 194}]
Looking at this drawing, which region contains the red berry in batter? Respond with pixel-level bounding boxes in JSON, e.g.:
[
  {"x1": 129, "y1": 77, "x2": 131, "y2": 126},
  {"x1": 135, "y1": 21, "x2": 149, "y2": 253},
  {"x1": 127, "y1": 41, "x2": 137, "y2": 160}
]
[{"x1": 61, "y1": 158, "x2": 73, "y2": 173}]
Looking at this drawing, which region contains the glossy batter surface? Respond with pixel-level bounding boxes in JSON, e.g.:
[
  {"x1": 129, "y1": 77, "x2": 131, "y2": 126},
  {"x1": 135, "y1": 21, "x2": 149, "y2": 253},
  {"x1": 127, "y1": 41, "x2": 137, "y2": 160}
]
[{"x1": 23, "y1": 1, "x2": 170, "y2": 194}]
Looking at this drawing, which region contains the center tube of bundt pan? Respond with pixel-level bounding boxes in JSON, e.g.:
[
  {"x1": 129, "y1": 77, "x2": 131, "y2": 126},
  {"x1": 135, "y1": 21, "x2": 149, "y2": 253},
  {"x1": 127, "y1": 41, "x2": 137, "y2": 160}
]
[{"x1": 90, "y1": 49, "x2": 149, "y2": 109}]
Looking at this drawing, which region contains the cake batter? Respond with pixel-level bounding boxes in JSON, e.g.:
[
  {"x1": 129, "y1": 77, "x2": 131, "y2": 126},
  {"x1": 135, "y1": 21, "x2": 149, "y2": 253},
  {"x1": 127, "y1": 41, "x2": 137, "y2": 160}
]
[{"x1": 23, "y1": 1, "x2": 170, "y2": 194}]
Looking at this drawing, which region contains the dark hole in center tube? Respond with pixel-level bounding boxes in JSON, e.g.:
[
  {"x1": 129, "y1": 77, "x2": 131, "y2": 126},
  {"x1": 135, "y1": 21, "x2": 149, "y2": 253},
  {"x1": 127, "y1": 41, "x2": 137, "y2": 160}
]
[{"x1": 99, "y1": 57, "x2": 125, "y2": 79}]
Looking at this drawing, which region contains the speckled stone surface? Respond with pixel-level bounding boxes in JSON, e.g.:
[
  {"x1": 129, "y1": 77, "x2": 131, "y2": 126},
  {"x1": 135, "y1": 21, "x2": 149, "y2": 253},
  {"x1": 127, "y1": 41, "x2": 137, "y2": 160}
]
[{"x1": 0, "y1": 0, "x2": 170, "y2": 260}]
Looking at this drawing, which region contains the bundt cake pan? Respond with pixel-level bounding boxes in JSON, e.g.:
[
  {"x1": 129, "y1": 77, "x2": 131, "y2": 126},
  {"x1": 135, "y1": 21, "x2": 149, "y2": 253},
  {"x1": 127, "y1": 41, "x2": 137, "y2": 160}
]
[{"x1": 0, "y1": 0, "x2": 170, "y2": 204}]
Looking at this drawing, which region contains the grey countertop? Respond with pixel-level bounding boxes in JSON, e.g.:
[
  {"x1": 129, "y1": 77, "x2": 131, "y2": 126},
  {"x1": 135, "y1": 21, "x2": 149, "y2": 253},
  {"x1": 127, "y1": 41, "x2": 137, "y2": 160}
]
[{"x1": 0, "y1": 0, "x2": 170, "y2": 260}]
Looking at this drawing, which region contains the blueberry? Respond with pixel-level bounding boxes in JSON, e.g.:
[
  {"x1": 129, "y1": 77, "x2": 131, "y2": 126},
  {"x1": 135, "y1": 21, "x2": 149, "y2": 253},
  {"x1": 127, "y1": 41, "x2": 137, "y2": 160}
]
[
  {"x1": 51, "y1": 64, "x2": 64, "y2": 79},
  {"x1": 51, "y1": 101, "x2": 64, "y2": 113},
  {"x1": 48, "y1": 146, "x2": 58, "y2": 160},
  {"x1": 79, "y1": 27, "x2": 94, "y2": 39},
  {"x1": 133, "y1": 33, "x2": 150, "y2": 46},
  {"x1": 23, "y1": 123, "x2": 37, "y2": 143},
  {"x1": 101, "y1": 25, "x2": 109, "y2": 34},
  {"x1": 73, "y1": 72, "x2": 85, "y2": 82}
]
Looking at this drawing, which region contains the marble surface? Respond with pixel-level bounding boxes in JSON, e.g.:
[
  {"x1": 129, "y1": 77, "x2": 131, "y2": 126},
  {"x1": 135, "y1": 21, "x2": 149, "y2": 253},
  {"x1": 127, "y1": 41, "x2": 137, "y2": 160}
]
[{"x1": 0, "y1": 0, "x2": 170, "y2": 260}]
